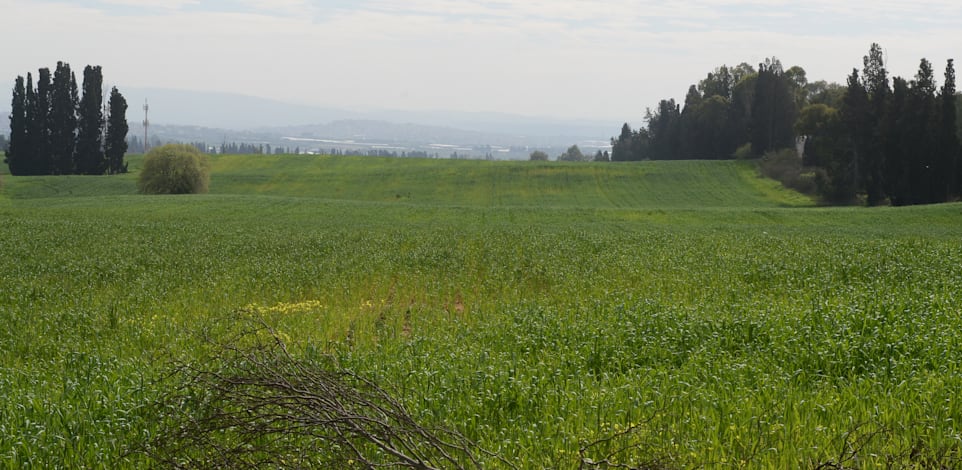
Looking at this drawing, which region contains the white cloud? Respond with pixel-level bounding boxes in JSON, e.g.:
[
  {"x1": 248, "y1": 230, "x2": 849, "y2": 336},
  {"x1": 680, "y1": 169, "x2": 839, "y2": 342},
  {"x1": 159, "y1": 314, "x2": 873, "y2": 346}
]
[{"x1": 1, "y1": 0, "x2": 961, "y2": 121}]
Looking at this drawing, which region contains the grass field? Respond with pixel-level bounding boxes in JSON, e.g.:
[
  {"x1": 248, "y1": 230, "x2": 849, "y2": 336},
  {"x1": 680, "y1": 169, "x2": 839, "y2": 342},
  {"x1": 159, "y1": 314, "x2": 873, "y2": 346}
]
[{"x1": 1, "y1": 155, "x2": 961, "y2": 468}]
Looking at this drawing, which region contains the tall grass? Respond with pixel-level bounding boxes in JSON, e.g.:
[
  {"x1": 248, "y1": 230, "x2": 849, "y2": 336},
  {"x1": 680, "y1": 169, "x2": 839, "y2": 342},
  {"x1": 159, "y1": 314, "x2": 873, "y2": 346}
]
[{"x1": 0, "y1": 155, "x2": 960, "y2": 467}]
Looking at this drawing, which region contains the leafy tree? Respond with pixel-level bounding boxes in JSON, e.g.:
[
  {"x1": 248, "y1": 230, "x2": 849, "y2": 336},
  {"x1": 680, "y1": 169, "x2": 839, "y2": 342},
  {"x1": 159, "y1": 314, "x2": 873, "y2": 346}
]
[
  {"x1": 557, "y1": 144, "x2": 585, "y2": 162},
  {"x1": 795, "y1": 103, "x2": 839, "y2": 167},
  {"x1": 699, "y1": 65, "x2": 735, "y2": 99},
  {"x1": 806, "y1": 81, "x2": 846, "y2": 108},
  {"x1": 731, "y1": 62, "x2": 756, "y2": 83},
  {"x1": 105, "y1": 86, "x2": 129, "y2": 174},
  {"x1": 785, "y1": 65, "x2": 809, "y2": 109},
  {"x1": 528, "y1": 150, "x2": 549, "y2": 161},
  {"x1": 138, "y1": 143, "x2": 210, "y2": 194},
  {"x1": 594, "y1": 150, "x2": 610, "y2": 162},
  {"x1": 49, "y1": 62, "x2": 78, "y2": 174},
  {"x1": 6, "y1": 75, "x2": 28, "y2": 175},
  {"x1": 75, "y1": 65, "x2": 105, "y2": 175}
]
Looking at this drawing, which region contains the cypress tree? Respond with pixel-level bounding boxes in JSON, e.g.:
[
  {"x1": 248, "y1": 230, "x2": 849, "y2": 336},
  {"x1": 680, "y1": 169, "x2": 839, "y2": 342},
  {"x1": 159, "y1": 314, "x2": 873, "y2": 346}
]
[
  {"x1": 939, "y1": 59, "x2": 960, "y2": 199},
  {"x1": 751, "y1": 60, "x2": 796, "y2": 156},
  {"x1": 49, "y1": 62, "x2": 78, "y2": 174},
  {"x1": 6, "y1": 76, "x2": 28, "y2": 175},
  {"x1": 883, "y1": 77, "x2": 910, "y2": 205},
  {"x1": 861, "y1": 43, "x2": 890, "y2": 205},
  {"x1": 611, "y1": 123, "x2": 634, "y2": 161},
  {"x1": 830, "y1": 68, "x2": 869, "y2": 203},
  {"x1": 906, "y1": 59, "x2": 945, "y2": 204},
  {"x1": 647, "y1": 99, "x2": 681, "y2": 159},
  {"x1": 35, "y1": 68, "x2": 53, "y2": 175},
  {"x1": 76, "y1": 65, "x2": 105, "y2": 174},
  {"x1": 105, "y1": 87, "x2": 129, "y2": 174},
  {"x1": 24, "y1": 73, "x2": 40, "y2": 175}
]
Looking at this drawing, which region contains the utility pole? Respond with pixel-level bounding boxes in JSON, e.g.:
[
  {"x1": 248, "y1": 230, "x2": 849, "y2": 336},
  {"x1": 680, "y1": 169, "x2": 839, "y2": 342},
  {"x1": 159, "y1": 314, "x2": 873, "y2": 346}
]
[{"x1": 143, "y1": 99, "x2": 150, "y2": 153}]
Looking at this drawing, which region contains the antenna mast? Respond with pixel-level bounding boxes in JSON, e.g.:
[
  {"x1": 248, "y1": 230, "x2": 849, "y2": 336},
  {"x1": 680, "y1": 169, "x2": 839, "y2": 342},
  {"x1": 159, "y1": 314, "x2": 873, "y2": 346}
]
[{"x1": 143, "y1": 99, "x2": 150, "y2": 153}]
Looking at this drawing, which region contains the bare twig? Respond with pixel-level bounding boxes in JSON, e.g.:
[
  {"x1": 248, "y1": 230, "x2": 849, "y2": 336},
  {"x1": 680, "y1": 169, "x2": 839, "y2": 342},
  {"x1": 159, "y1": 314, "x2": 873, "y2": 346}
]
[
  {"x1": 578, "y1": 402, "x2": 673, "y2": 470},
  {"x1": 141, "y1": 317, "x2": 509, "y2": 469}
]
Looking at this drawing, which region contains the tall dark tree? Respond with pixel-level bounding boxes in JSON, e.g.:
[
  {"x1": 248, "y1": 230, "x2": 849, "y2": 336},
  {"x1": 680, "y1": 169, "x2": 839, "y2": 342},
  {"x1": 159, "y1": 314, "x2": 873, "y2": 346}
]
[
  {"x1": 834, "y1": 68, "x2": 870, "y2": 202},
  {"x1": 75, "y1": 65, "x2": 105, "y2": 174},
  {"x1": 938, "y1": 59, "x2": 960, "y2": 198},
  {"x1": 909, "y1": 59, "x2": 936, "y2": 204},
  {"x1": 646, "y1": 99, "x2": 681, "y2": 160},
  {"x1": 23, "y1": 73, "x2": 41, "y2": 175},
  {"x1": 611, "y1": 123, "x2": 634, "y2": 161},
  {"x1": 860, "y1": 43, "x2": 890, "y2": 205},
  {"x1": 49, "y1": 61, "x2": 78, "y2": 174},
  {"x1": 684, "y1": 93, "x2": 735, "y2": 159},
  {"x1": 680, "y1": 84, "x2": 704, "y2": 158},
  {"x1": 105, "y1": 86, "x2": 129, "y2": 174},
  {"x1": 34, "y1": 68, "x2": 53, "y2": 175},
  {"x1": 882, "y1": 77, "x2": 910, "y2": 205},
  {"x1": 729, "y1": 72, "x2": 756, "y2": 152},
  {"x1": 6, "y1": 76, "x2": 28, "y2": 175},
  {"x1": 751, "y1": 60, "x2": 796, "y2": 156}
]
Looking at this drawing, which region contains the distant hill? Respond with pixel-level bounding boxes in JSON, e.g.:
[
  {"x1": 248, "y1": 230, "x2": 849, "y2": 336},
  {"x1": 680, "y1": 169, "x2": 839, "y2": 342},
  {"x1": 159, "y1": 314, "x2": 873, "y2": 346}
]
[
  {"x1": 1, "y1": 89, "x2": 618, "y2": 158},
  {"x1": 120, "y1": 87, "x2": 616, "y2": 143}
]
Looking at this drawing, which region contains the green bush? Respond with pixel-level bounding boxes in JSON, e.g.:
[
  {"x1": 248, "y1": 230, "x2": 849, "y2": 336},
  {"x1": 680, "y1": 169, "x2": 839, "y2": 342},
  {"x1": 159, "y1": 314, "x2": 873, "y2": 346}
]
[
  {"x1": 138, "y1": 144, "x2": 210, "y2": 194},
  {"x1": 758, "y1": 148, "x2": 818, "y2": 196},
  {"x1": 732, "y1": 143, "x2": 754, "y2": 160}
]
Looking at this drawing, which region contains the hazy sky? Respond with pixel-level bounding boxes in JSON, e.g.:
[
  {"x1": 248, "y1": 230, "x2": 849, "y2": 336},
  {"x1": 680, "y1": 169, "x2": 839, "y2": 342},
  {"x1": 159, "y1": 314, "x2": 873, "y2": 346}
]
[{"x1": 3, "y1": 0, "x2": 961, "y2": 124}]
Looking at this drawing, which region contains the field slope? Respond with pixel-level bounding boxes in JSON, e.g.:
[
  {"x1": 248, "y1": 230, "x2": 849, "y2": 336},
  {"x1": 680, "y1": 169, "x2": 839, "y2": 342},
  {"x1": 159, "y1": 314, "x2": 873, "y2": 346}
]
[
  {"x1": 1, "y1": 155, "x2": 961, "y2": 468},
  {"x1": 4, "y1": 154, "x2": 812, "y2": 208}
]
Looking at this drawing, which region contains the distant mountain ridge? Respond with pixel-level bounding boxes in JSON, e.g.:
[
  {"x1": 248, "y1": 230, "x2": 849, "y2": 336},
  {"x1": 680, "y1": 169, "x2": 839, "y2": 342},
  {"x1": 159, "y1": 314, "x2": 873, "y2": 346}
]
[
  {"x1": 120, "y1": 87, "x2": 615, "y2": 139},
  {"x1": 2, "y1": 89, "x2": 617, "y2": 158}
]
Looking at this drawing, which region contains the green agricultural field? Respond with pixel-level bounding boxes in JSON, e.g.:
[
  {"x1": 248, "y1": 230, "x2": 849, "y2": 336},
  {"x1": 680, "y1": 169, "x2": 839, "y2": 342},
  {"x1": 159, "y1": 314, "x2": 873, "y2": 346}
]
[{"x1": 1, "y1": 155, "x2": 961, "y2": 468}]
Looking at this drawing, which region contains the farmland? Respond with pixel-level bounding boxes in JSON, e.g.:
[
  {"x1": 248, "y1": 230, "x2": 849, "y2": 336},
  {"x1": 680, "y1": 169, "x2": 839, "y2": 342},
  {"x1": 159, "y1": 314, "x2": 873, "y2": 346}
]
[{"x1": 1, "y1": 155, "x2": 961, "y2": 468}]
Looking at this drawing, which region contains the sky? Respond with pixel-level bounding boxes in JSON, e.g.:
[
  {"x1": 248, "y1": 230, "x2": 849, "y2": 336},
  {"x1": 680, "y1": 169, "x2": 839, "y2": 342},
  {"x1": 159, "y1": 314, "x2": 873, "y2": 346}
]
[{"x1": 2, "y1": 0, "x2": 962, "y2": 126}]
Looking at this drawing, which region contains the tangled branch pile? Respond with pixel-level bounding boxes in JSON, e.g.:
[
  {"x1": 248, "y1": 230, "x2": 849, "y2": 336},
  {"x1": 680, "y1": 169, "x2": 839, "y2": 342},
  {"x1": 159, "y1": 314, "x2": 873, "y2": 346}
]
[{"x1": 144, "y1": 321, "x2": 497, "y2": 469}]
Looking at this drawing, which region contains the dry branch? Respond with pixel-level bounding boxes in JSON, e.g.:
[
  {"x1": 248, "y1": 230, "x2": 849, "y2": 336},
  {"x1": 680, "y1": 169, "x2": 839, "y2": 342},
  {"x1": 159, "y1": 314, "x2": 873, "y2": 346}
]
[{"x1": 142, "y1": 319, "x2": 502, "y2": 469}]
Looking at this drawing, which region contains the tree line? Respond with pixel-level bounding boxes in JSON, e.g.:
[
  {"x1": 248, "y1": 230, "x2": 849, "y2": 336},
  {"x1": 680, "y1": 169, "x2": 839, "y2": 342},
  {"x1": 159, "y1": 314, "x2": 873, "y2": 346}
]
[
  {"x1": 611, "y1": 44, "x2": 961, "y2": 205},
  {"x1": 6, "y1": 62, "x2": 128, "y2": 175},
  {"x1": 530, "y1": 145, "x2": 610, "y2": 162}
]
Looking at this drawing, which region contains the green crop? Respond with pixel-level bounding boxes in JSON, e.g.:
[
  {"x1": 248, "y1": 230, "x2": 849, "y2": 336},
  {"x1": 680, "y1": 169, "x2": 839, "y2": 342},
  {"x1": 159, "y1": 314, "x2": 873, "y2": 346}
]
[{"x1": 0, "y1": 155, "x2": 960, "y2": 467}]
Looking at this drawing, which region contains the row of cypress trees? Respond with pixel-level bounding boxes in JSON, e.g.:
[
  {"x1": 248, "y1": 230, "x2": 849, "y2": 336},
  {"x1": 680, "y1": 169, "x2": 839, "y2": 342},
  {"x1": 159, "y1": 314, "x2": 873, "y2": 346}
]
[
  {"x1": 6, "y1": 62, "x2": 128, "y2": 175},
  {"x1": 805, "y1": 45, "x2": 960, "y2": 205},
  {"x1": 611, "y1": 44, "x2": 961, "y2": 206}
]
